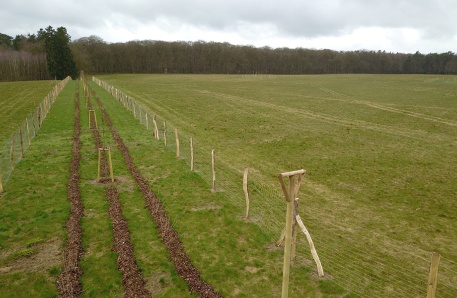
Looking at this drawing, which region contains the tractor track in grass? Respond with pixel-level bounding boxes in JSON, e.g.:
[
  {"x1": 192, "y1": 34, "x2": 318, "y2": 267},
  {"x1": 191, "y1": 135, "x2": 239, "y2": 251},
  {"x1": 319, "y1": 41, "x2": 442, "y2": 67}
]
[
  {"x1": 57, "y1": 83, "x2": 83, "y2": 297},
  {"x1": 87, "y1": 92, "x2": 151, "y2": 297},
  {"x1": 89, "y1": 85, "x2": 221, "y2": 297}
]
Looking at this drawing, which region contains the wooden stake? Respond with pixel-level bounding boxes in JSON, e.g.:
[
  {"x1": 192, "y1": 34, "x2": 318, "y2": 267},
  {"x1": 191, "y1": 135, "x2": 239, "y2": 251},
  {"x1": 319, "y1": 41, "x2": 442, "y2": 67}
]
[
  {"x1": 175, "y1": 128, "x2": 180, "y2": 158},
  {"x1": 107, "y1": 147, "x2": 114, "y2": 183},
  {"x1": 278, "y1": 169, "x2": 305, "y2": 298},
  {"x1": 32, "y1": 115, "x2": 36, "y2": 137},
  {"x1": 291, "y1": 199, "x2": 299, "y2": 260},
  {"x1": 139, "y1": 107, "x2": 142, "y2": 124},
  {"x1": 145, "y1": 113, "x2": 149, "y2": 130},
  {"x1": 163, "y1": 121, "x2": 167, "y2": 146},
  {"x1": 0, "y1": 163, "x2": 3, "y2": 193},
  {"x1": 153, "y1": 115, "x2": 159, "y2": 140},
  {"x1": 19, "y1": 127, "x2": 24, "y2": 157},
  {"x1": 427, "y1": 252, "x2": 440, "y2": 298},
  {"x1": 97, "y1": 148, "x2": 102, "y2": 181},
  {"x1": 37, "y1": 105, "x2": 42, "y2": 128},
  {"x1": 26, "y1": 117, "x2": 31, "y2": 145},
  {"x1": 243, "y1": 168, "x2": 250, "y2": 219},
  {"x1": 211, "y1": 149, "x2": 216, "y2": 193},
  {"x1": 296, "y1": 213, "x2": 324, "y2": 277},
  {"x1": 190, "y1": 137, "x2": 194, "y2": 171},
  {"x1": 10, "y1": 135, "x2": 15, "y2": 171}
]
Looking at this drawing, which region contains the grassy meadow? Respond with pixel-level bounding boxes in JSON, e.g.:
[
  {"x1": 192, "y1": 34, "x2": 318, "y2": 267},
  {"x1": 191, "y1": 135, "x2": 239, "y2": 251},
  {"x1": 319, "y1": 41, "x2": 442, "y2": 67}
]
[
  {"x1": 0, "y1": 80, "x2": 58, "y2": 141},
  {"x1": 0, "y1": 74, "x2": 456, "y2": 297},
  {"x1": 97, "y1": 73, "x2": 457, "y2": 296}
]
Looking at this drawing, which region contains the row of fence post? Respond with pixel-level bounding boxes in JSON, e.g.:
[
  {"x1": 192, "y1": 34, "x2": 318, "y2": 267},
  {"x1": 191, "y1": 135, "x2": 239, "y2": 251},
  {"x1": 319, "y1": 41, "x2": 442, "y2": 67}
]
[{"x1": 0, "y1": 76, "x2": 71, "y2": 192}]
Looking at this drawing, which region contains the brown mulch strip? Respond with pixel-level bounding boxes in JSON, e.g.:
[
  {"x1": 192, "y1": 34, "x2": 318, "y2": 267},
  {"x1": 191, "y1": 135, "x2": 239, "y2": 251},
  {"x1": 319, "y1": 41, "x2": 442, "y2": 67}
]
[
  {"x1": 106, "y1": 187, "x2": 151, "y2": 297},
  {"x1": 89, "y1": 85, "x2": 221, "y2": 298},
  {"x1": 57, "y1": 83, "x2": 84, "y2": 297}
]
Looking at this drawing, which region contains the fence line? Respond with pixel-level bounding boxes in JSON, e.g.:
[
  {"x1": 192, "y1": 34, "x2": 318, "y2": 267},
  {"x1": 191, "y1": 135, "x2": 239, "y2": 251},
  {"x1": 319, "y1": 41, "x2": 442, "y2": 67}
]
[
  {"x1": 0, "y1": 76, "x2": 71, "y2": 190},
  {"x1": 92, "y1": 76, "x2": 457, "y2": 297}
]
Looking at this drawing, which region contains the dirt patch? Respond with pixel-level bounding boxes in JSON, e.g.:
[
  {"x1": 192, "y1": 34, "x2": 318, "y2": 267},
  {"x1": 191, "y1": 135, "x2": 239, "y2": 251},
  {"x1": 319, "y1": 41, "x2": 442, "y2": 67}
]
[
  {"x1": 190, "y1": 204, "x2": 222, "y2": 212},
  {"x1": 1, "y1": 238, "x2": 62, "y2": 274},
  {"x1": 245, "y1": 266, "x2": 259, "y2": 273}
]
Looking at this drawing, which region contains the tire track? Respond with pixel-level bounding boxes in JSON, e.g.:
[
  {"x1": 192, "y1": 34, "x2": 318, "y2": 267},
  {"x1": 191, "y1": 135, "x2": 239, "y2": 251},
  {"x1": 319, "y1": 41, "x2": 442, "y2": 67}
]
[
  {"x1": 89, "y1": 85, "x2": 221, "y2": 298},
  {"x1": 57, "y1": 82, "x2": 84, "y2": 297},
  {"x1": 198, "y1": 89, "x2": 452, "y2": 142},
  {"x1": 320, "y1": 87, "x2": 457, "y2": 127}
]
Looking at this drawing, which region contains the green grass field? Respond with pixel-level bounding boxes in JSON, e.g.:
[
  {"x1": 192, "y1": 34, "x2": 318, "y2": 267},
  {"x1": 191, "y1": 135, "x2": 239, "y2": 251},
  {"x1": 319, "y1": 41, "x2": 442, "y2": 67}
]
[
  {"x1": 0, "y1": 80, "x2": 58, "y2": 141},
  {"x1": 0, "y1": 74, "x2": 456, "y2": 297},
  {"x1": 97, "y1": 74, "x2": 457, "y2": 296}
]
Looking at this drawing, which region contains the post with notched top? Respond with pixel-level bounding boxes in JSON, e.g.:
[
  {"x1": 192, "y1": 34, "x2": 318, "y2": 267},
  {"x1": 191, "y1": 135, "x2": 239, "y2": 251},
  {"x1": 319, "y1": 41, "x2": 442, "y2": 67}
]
[{"x1": 278, "y1": 169, "x2": 305, "y2": 298}]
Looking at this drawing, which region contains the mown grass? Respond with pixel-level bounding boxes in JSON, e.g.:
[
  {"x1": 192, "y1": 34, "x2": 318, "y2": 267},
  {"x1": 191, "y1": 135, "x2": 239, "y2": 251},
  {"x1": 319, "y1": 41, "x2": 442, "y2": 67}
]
[
  {"x1": 97, "y1": 74, "x2": 457, "y2": 297},
  {"x1": 0, "y1": 81, "x2": 75, "y2": 296},
  {"x1": 0, "y1": 80, "x2": 58, "y2": 141}
]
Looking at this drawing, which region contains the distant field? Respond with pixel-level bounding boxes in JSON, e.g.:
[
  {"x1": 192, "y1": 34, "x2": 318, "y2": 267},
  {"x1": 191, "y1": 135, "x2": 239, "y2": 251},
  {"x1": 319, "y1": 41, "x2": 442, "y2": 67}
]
[
  {"x1": 0, "y1": 80, "x2": 58, "y2": 141},
  {"x1": 98, "y1": 73, "x2": 457, "y2": 296}
]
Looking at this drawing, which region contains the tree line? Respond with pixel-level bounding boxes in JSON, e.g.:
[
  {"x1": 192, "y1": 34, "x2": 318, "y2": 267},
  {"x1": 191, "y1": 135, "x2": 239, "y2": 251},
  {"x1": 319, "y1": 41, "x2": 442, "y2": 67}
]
[
  {"x1": 0, "y1": 27, "x2": 77, "y2": 81},
  {"x1": 2, "y1": 27, "x2": 457, "y2": 81}
]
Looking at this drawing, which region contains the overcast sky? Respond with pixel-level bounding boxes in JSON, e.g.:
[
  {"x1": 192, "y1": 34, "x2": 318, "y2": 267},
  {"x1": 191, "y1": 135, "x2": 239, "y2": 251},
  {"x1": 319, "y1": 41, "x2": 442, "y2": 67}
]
[{"x1": 1, "y1": 0, "x2": 457, "y2": 54}]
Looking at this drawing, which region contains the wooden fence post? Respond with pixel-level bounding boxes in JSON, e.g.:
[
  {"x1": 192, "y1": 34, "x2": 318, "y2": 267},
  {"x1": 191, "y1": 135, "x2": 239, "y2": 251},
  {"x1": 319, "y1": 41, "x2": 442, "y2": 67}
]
[
  {"x1": 32, "y1": 114, "x2": 37, "y2": 137},
  {"x1": 190, "y1": 137, "x2": 194, "y2": 171},
  {"x1": 175, "y1": 128, "x2": 180, "y2": 158},
  {"x1": 295, "y1": 211, "x2": 324, "y2": 277},
  {"x1": 107, "y1": 147, "x2": 114, "y2": 183},
  {"x1": 243, "y1": 168, "x2": 250, "y2": 219},
  {"x1": 427, "y1": 252, "x2": 440, "y2": 298},
  {"x1": 26, "y1": 117, "x2": 31, "y2": 145},
  {"x1": 153, "y1": 115, "x2": 159, "y2": 140},
  {"x1": 211, "y1": 149, "x2": 216, "y2": 193},
  {"x1": 19, "y1": 127, "x2": 24, "y2": 158},
  {"x1": 145, "y1": 113, "x2": 149, "y2": 130},
  {"x1": 278, "y1": 169, "x2": 305, "y2": 298},
  {"x1": 163, "y1": 121, "x2": 167, "y2": 146},
  {"x1": 97, "y1": 148, "x2": 102, "y2": 181},
  {"x1": 139, "y1": 107, "x2": 142, "y2": 125},
  {"x1": 10, "y1": 135, "x2": 15, "y2": 171},
  {"x1": 0, "y1": 163, "x2": 3, "y2": 193},
  {"x1": 37, "y1": 105, "x2": 42, "y2": 128}
]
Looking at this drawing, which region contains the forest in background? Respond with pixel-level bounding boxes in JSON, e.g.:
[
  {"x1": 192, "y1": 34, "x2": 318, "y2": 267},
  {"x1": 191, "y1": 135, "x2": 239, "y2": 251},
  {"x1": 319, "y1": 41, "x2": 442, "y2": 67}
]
[{"x1": 1, "y1": 27, "x2": 457, "y2": 81}]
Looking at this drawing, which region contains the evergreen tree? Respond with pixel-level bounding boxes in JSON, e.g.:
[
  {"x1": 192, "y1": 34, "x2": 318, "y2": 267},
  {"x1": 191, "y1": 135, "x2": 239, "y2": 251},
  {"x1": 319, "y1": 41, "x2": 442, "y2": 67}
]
[{"x1": 38, "y1": 26, "x2": 78, "y2": 79}]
